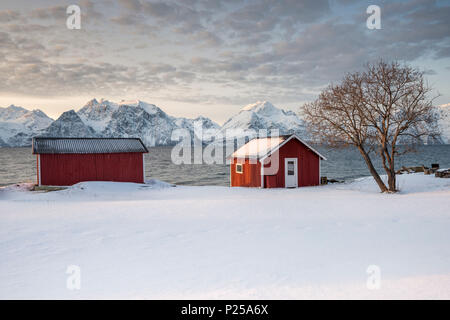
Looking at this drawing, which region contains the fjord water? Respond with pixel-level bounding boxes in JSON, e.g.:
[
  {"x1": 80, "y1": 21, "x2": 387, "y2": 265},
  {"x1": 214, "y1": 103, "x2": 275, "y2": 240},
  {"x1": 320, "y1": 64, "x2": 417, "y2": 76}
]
[{"x1": 0, "y1": 145, "x2": 449, "y2": 187}]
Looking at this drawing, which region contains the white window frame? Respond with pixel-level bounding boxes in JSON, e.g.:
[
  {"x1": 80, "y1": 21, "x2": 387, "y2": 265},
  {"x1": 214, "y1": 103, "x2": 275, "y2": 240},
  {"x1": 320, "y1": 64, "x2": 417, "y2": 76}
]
[{"x1": 236, "y1": 163, "x2": 243, "y2": 174}]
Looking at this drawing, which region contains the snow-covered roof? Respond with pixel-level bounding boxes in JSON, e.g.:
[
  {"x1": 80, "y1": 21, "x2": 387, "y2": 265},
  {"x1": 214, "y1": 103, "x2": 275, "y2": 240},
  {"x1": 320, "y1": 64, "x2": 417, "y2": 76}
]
[
  {"x1": 231, "y1": 134, "x2": 327, "y2": 160},
  {"x1": 231, "y1": 136, "x2": 287, "y2": 159},
  {"x1": 32, "y1": 137, "x2": 148, "y2": 154}
]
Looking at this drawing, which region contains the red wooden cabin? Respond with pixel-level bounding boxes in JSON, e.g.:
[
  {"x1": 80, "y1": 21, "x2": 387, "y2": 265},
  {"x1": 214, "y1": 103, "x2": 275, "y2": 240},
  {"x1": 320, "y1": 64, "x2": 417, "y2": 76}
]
[
  {"x1": 229, "y1": 134, "x2": 326, "y2": 188},
  {"x1": 32, "y1": 137, "x2": 148, "y2": 186}
]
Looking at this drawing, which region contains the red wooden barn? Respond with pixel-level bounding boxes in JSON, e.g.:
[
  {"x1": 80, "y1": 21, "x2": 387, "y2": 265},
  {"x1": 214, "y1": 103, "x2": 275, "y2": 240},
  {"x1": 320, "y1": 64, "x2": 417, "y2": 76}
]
[
  {"x1": 32, "y1": 137, "x2": 148, "y2": 186},
  {"x1": 229, "y1": 134, "x2": 326, "y2": 188}
]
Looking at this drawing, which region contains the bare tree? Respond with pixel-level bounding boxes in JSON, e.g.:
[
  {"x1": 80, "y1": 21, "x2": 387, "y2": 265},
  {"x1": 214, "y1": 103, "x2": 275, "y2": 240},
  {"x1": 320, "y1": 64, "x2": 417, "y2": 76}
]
[{"x1": 303, "y1": 60, "x2": 439, "y2": 193}]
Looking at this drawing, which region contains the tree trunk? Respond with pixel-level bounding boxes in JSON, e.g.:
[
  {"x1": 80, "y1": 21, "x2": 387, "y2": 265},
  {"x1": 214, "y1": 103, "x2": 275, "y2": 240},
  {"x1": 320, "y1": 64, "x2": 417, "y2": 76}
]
[
  {"x1": 387, "y1": 159, "x2": 397, "y2": 192},
  {"x1": 357, "y1": 146, "x2": 388, "y2": 192},
  {"x1": 387, "y1": 171, "x2": 396, "y2": 191},
  {"x1": 382, "y1": 147, "x2": 397, "y2": 192}
]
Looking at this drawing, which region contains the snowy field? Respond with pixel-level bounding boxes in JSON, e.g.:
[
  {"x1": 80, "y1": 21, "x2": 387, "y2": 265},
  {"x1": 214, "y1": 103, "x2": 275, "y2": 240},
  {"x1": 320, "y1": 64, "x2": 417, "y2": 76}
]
[{"x1": 1, "y1": 173, "x2": 449, "y2": 299}]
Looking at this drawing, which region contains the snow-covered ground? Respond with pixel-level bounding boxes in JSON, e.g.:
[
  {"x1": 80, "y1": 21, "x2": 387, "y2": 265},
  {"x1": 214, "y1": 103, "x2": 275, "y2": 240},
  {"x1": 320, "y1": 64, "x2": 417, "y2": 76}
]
[{"x1": 0, "y1": 174, "x2": 449, "y2": 299}]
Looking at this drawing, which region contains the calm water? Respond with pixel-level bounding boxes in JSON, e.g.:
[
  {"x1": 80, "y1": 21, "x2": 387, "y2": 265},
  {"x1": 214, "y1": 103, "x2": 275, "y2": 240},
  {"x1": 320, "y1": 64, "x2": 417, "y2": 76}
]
[{"x1": 0, "y1": 145, "x2": 449, "y2": 187}]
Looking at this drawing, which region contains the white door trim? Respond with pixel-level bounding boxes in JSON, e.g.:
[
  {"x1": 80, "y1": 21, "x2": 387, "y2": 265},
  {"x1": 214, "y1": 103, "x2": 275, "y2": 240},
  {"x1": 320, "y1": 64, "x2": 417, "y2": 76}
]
[
  {"x1": 318, "y1": 158, "x2": 321, "y2": 185},
  {"x1": 142, "y1": 153, "x2": 146, "y2": 183},
  {"x1": 38, "y1": 154, "x2": 41, "y2": 186},
  {"x1": 285, "y1": 157, "x2": 298, "y2": 188},
  {"x1": 260, "y1": 163, "x2": 264, "y2": 188}
]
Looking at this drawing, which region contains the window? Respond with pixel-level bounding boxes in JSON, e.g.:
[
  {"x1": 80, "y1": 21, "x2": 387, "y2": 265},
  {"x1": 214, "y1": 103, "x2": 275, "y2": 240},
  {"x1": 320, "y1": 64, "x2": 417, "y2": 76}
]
[
  {"x1": 236, "y1": 164, "x2": 243, "y2": 174},
  {"x1": 287, "y1": 161, "x2": 295, "y2": 175}
]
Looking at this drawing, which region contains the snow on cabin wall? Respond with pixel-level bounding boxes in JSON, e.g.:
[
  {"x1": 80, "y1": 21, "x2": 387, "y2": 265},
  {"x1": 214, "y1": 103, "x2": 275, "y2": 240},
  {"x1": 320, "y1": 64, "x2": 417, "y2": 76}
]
[{"x1": 38, "y1": 153, "x2": 144, "y2": 186}]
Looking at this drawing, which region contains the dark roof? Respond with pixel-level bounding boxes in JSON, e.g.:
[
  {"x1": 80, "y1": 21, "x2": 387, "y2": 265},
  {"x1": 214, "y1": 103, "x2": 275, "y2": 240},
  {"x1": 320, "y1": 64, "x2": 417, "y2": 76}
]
[{"x1": 32, "y1": 137, "x2": 149, "y2": 154}]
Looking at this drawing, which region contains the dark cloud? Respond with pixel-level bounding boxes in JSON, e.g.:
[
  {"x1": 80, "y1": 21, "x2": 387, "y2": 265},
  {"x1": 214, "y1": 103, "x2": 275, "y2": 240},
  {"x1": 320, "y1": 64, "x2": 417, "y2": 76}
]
[
  {"x1": 188, "y1": 30, "x2": 223, "y2": 47},
  {"x1": 216, "y1": 0, "x2": 330, "y2": 46},
  {"x1": 434, "y1": 46, "x2": 450, "y2": 59},
  {"x1": 4, "y1": 23, "x2": 51, "y2": 33},
  {"x1": 79, "y1": 0, "x2": 104, "y2": 20},
  {"x1": 111, "y1": 14, "x2": 140, "y2": 26},
  {"x1": 118, "y1": 0, "x2": 142, "y2": 12},
  {"x1": 29, "y1": 6, "x2": 66, "y2": 21}
]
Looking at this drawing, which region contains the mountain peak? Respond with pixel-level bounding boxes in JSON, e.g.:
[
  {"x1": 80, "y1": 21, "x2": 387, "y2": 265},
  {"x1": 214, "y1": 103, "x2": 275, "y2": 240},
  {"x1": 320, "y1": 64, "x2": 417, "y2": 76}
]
[
  {"x1": 7, "y1": 104, "x2": 21, "y2": 109},
  {"x1": 119, "y1": 99, "x2": 143, "y2": 107},
  {"x1": 4, "y1": 104, "x2": 28, "y2": 113},
  {"x1": 241, "y1": 101, "x2": 275, "y2": 112},
  {"x1": 85, "y1": 98, "x2": 99, "y2": 107},
  {"x1": 118, "y1": 100, "x2": 160, "y2": 115},
  {"x1": 0, "y1": 105, "x2": 53, "y2": 146},
  {"x1": 219, "y1": 101, "x2": 307, "y2": 140},
  {"x1": 43, "y1": 110, "x2": 96, "y2": 138},
  {"x1": 1, "y1": 105, "x2": 43, "y2": 122}
]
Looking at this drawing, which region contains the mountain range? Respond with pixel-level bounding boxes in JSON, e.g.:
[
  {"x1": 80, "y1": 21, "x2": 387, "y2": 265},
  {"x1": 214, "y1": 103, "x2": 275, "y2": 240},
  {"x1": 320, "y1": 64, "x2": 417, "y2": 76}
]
[
  {"x1": 0, "y1": 99, "x2": 449, "y2": 147},
  {"x1": 0, "y1": 105, "x2": 53, "y2": 147}
]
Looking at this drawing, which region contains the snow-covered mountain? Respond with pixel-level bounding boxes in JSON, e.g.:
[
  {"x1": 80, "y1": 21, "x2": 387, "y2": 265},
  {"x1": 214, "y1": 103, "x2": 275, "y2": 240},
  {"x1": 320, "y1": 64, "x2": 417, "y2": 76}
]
[
  {"x1": 417, "y1": 103, "x2": 450, "y2": 144},
  {"x1": 173, "y1": 115, "x2": 221, "y2": 141},
  {"x1": 0, "y1": 99, "x2": 221, "y2": 147},
  {"x1": 436, "y1": 103, "x2": 450, "y2": 144},
  {"x1": 43, "y1": 110, "x2": 97, "y2": 138},
  {"x1": 77, "y1": 98, "x2": 118, "y2": 132},
  {"x1": 45, "y1": 99, "x2": 220, "y2": 146},
  {"x1": 0, "y1": 105, "x2": 53, "y2": 147},
  {"x1": 76, "y1": 98, "x2": 180, "y2": 145},
  {"x1": 217, "y1": 101, "x2": 308, "y2": 140},
  {"x1": 217, "y1": 100, "x2": 450, "y2": 145},
  {"x1": 78, "y1": 99, "x2": 221, "y2": 145},
  {"x1": 2, "y1": 100, "x2": 448, "y2": 147},
  {"x1": 102, "y1": 100, "x2": 176, "y2": 146}
]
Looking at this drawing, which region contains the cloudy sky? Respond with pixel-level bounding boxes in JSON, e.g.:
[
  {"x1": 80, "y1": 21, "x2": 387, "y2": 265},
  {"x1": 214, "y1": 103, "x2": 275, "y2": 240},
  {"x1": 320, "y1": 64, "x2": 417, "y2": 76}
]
[{"x1": 0, "y1": 0, "x2": 449, "y2": 123}]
